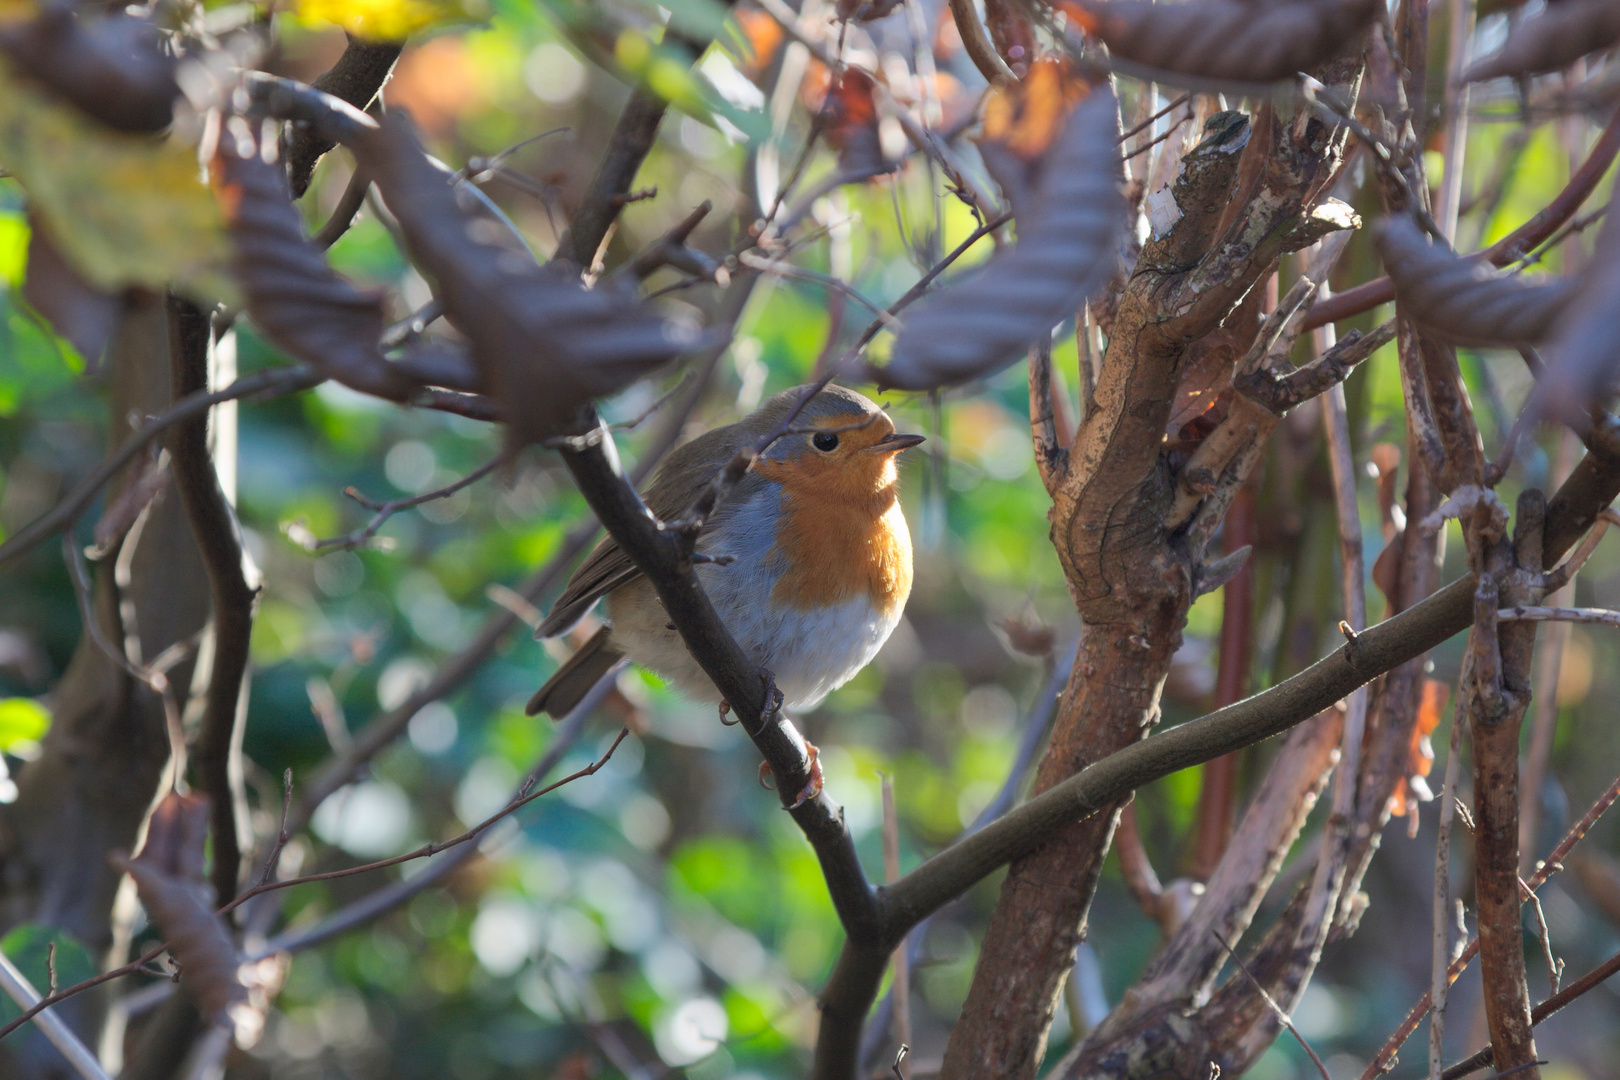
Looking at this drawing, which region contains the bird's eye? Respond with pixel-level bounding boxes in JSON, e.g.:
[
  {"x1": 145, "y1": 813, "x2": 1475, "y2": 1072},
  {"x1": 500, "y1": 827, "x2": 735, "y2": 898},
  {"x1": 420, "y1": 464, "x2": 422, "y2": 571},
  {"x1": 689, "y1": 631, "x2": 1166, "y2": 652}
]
[{"x1": 812, "y1": 431, "x2": 839, "y2": 452}]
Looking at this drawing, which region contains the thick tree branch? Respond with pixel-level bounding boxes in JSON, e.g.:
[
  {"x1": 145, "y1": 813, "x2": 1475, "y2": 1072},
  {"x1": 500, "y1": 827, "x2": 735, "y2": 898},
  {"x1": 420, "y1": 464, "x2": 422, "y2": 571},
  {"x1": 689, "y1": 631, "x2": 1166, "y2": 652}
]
[
  {"x1": 807, "y1": 423, "x2": 1620, "y2": 1079},
  {"x1": 165, "y1": 299, "x2": 257, "y2": 905},
  {"x1": 284, "y1": 37, "x2": 402, "y2": 198}
]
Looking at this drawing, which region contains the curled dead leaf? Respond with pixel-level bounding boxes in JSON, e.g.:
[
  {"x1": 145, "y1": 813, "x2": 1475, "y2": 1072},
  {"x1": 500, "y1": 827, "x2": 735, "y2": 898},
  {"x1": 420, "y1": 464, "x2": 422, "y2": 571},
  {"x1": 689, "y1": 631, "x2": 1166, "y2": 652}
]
[
  {"x1": 114, "y1": 793, "x2": 245, "y2": 1022},
  {"x1": 981, "y1": 57, "x2": 1091, "y2": 160},
  {"x1": 215, "y1": 129, "x2": 420, "y2": 403},
  {"x1": 823, "y1": 70, "x2": 891, "y2": 176},
  {"x1": 0, "y1": 9, "x2": 178, "y2": 133},
  {"x1": 1073, "y1": 0, "x2": 1379, "y2": 84},
  {"x1": 1375, "y1": 215, "x2": 1577, "y2": 347},
  {"x1": 1539, "y1": 199, "x2": 1620, "y2": 415},
  {"x1": 353, "y1": 112, "x2": 699, "y2": 446},
  {"x1": 874, "y1": 87, "x2": 1125, "y2": 391},
  {"x1": 1467, "y1": 0, "x2": 1620, "y2": 82}
]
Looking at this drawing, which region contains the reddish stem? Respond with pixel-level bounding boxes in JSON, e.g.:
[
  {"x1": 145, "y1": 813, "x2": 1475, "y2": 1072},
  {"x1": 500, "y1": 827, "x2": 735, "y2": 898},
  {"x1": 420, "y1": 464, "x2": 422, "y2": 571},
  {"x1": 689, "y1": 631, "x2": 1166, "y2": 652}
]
[
  {"x1": 1305, "y1": 105, "x2": 1620, "y2": 331},
  {"x1": 1190, "y1": 487, "x2": 1255, "y2": 879}
]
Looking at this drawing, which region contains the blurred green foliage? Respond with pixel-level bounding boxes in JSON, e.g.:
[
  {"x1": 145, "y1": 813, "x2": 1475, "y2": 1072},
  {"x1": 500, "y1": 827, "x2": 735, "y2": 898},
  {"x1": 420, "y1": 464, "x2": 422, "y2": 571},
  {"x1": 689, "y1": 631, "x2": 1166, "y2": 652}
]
[{"x1": 2, "y1": 5, "x2": 1620, "y2": 1079}]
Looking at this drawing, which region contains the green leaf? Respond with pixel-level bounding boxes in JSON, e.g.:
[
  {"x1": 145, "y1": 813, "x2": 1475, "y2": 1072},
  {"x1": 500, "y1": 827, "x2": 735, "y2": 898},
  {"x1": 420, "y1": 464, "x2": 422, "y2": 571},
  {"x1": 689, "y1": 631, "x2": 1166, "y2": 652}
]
[
  {"x1": 0, "y1": 57, "x2": 238, "y2": 304},
  {"x1": 0, "y1": 212, "x2": 26, "y2": 289},
  {"x1": 0, "y1": 925, "x2": 95, "y2": 1023},
  {"x1": 0, "y1": 698, "x2": 49, "y2": 750}
]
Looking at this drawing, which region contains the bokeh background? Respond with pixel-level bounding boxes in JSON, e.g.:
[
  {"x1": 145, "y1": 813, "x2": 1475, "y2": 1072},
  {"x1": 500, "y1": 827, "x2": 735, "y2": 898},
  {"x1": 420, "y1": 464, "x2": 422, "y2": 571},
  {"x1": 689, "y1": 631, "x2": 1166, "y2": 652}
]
[{"x1": 3, "y1": 3, "x2": 1620, "y2": 1077}]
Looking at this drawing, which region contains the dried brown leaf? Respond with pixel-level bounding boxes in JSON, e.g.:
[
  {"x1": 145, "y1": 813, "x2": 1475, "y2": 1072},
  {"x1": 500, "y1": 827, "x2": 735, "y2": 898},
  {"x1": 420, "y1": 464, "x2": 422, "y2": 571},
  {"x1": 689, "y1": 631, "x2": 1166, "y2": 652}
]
[
  {"x1": 874, "y1": 87, "x2": 1125, "y2": 391},
  {"x1": 1069, "y1": 0, "x2": 1379, "y2": 84},
  {"x1": 215, "y1": 134, "x2": 421, "y2": 403},
  {"x1": 115, "y1": 792, "x2": 245, "y2": 1022},
  {"x1": 824, "y1": 70, "x2": 890, "y2": 176},
  {"x1": 1541, "y1": 198, "x2": 1620, "y2": 412},
  {"x1": 353, "y1": 112, "x2": 698, "y2": 445},
  {"x1": 1375, "y1": 215, "x2": 1577, "y2": 347},
  {"x1": 1466, "y1": 0, "x2": 1620, "y2": 82},
  {"x1": 0, "y1": 9, "x2": 178, "y2": 133},
  {"x1": 836, "y1": 0, "x2": 904, "y2": 21}
]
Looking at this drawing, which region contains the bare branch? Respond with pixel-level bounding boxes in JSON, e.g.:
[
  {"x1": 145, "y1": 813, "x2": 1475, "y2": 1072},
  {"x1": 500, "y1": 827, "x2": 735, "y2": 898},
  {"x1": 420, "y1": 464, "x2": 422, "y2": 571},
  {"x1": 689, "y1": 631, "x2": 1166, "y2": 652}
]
[
  {"x1": 0, "y1": 366, "x2": 321, "y2": 569},
  {"x1": 283, "y1": 36, "x2": 401, "y2": 198},
  {"x1": 306, "y1": 451, "x2": 511, "y2": 552},
  {"x1": 166, "y1": 298, "x2": 257, "y2": 904},
  {"x1": 1306, "y1": 106, "x2": 1620, "y2": 330},
  {"x1": 1442, "y1": 947, "x2": 1620, "y2": 1079},
  {"x1": 1360, "y1": 767, "x2": 1620, "y2": 1079},
  {"x1": 0, "y1": 949, "x2": 110, "y2": 1080}
]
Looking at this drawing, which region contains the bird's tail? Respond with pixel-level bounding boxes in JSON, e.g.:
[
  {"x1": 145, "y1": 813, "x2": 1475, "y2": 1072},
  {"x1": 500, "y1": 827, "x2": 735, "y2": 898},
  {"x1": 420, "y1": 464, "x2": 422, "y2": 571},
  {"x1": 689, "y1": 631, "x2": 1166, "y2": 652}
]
[{"x1": 526, "y1": 624, "x2": 624, "y2": 719}]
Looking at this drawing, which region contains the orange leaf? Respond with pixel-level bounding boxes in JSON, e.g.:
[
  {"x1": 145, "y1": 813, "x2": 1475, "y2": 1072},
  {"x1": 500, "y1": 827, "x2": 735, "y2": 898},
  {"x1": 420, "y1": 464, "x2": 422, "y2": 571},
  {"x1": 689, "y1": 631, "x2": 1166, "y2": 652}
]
[
  {"x1": 981, "y1": 56, "x2": 1091, "y2": 159},
  {"x1": 734, "y1": 8, "x2": 783, "y2": 75},
  {"x1": 1388, "y1": 678, "x2": 1448, "y2": 818}
]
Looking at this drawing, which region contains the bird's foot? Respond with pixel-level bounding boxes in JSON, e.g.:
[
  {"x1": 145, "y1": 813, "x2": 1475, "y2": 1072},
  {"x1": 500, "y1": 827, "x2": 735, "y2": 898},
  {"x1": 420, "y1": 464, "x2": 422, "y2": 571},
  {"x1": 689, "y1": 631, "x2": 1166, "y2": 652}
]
[
  {"x1": 787, "y1": 741, "x2": 823, "y2": 810},
  {"x1": 718, "y1": 700, "x2": 739, "y2": 726},
  {"x1": 758, "y1": 667, "x2": 784, "y2": 720}
]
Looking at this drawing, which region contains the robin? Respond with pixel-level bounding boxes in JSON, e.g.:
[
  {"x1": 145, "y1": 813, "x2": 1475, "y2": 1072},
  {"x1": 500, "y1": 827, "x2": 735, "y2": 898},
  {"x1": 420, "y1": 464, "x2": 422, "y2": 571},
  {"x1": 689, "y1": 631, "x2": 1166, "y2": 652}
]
[{"x1": 527, "y1": 383, "x2": 924, "y2": 721}]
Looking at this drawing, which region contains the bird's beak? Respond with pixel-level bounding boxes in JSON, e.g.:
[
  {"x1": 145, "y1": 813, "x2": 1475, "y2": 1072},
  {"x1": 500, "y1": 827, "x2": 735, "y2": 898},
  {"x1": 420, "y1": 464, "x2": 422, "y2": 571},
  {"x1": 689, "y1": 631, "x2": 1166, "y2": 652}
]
[{"x1": 871, "y1": 432, "x2": 926, "y2": 453}]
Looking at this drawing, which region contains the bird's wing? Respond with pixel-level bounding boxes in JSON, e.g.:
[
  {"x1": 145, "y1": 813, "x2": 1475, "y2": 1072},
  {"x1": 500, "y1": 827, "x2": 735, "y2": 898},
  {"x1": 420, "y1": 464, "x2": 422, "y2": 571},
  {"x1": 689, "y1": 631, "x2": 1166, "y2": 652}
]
[{"x1": 536, "y1": 423, "x2": 758, "y2": 638}]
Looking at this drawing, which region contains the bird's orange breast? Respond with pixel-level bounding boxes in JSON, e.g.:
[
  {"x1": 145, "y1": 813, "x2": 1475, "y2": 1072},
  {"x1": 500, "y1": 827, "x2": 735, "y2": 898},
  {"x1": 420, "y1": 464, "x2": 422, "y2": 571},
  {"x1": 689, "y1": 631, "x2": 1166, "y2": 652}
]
[{"x1": 751, "y1": 456, "x2": 913, "y2": 614}]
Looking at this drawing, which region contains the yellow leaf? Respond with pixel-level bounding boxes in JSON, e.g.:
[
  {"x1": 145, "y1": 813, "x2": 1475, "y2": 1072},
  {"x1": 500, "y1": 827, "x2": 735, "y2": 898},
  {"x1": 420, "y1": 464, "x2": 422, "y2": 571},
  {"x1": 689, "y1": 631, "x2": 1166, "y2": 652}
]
[
  {"x1": 0, "y1": 698, "x2": 49, "y2": 750},
  {"x1": 0, "y1": 0, "x2": 36, "y2": 26},
  {"x1": 0, "y1": 212, "x2": 27, "y2": 288},
  {"x1": 294, "y1": 0, "x2": 482, "y2": 41},
  {"x1": 0, "y1": 58, "x2": 237, "y2": 303}
]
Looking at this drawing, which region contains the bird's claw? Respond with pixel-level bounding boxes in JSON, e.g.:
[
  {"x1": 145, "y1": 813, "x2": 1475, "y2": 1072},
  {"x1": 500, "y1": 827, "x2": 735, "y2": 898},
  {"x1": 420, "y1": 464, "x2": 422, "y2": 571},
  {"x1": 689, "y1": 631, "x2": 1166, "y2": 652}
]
[
  {"x1": 719, "y1": 700, "x2": 739, "y2": 726},
  {"x1": 788, "y1": 741, "x2": 823, "y2": 810},
  {"x1": 759, "y1": 667, "x2": 784, "y2": 720}
]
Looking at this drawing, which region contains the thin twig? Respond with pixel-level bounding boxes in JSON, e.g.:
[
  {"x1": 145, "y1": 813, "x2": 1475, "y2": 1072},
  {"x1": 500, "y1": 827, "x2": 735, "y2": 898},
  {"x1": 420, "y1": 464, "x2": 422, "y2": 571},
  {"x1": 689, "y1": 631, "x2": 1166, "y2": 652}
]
[
  {"x1": 1497, "y1": 606, "x2": 1620, "y2": 628},
  {"x1": 880, "y1": 776, "x2": 911, "y2": 1055},
  {"x1": 257, "y1": 770, "x2": 295, "y2": 889},
  {"x1": 0, "y1": 724, "x2": 628, "y2": 1044},
  {"x1": 0, "y1": 366, "x2": 321, "y2": 569},
  {"x1": 223, "y1": 729, "x2": 628, "y2": 916},
  {"x1": 1360, "y1": 768, "x2": 1620, "y2": 1079},
  {"x1": 308, "y1": 451, "x2": 511, "y2": 551},
  {"x1": 1441, "y1": 947, "x2": 1620, "y2": 1079},
  {"x1": 1212, "y1": 931, "x2": 1331, "y2": 1080},
  {"x1": 1431, "y1": 674, "x2": 1467, "y2": 1080},
  {"x1": 0, "y1": 950, "x2": 110, "y2": 1080},
  {"x1": 253, "y1": 672, "x2": 612, "y2": 958}
]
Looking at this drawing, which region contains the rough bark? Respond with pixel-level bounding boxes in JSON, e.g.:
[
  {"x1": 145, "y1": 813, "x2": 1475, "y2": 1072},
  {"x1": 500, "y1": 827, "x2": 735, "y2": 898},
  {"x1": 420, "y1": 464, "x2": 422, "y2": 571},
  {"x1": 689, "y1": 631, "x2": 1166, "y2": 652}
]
[
  {"x1": 0, "y1": 297, "x2": 210, "y2": 1077},
  {"x1": 1465, "y1": 491, "x2": 1546, "y2": 1077},
  {"x1": 940, "y1": 81, "x2": 1354, "y2": 1080}
]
